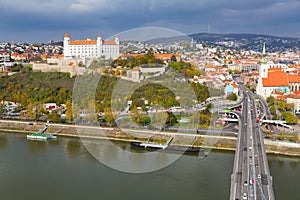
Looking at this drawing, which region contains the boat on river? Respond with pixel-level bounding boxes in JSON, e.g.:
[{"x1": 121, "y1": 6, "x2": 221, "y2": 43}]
[
  {"x1": 27, "y1": 133, "x2": 57, "y2": 140},
  {"x1": 27, "y1": 124, "x2": 57, "y2": 140},
  {"x1": 130, "y1": 142, "x2": 202, "y2": 152},
  {"x1": 130, "y1": 136, "x2": 202, "y2": 153}
]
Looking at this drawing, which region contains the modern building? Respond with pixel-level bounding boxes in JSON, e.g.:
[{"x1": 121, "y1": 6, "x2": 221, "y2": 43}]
[{"x1": 63, "y1": 33, "x2": 119, "y2": 60}]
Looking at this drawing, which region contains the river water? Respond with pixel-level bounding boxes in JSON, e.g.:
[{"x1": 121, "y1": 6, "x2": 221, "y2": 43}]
[{"x1": 0, "y1": 132, "x2": 299, "y2": 200}]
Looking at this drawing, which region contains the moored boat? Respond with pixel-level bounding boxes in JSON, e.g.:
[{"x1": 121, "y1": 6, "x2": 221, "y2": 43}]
[
  {"x1": 27, "y1": 133, "x2": 57, "y2": 140},
  {"x1": 131, "y1": 142, "x2": 202, "y2": 153}
]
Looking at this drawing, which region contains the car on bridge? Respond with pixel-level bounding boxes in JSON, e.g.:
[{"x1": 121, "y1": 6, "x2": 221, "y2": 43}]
[
  {"x1": 242, "y1": 193, "x2": 248, "y2": 199},
  {"x1": 258, "y1": 174, "x2": 261, "y2": 179}
]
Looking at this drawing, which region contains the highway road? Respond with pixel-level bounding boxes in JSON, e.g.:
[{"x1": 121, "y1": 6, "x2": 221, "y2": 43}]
[{"x1": 230, "y1": 83, "x2": 274, "y2": 200}]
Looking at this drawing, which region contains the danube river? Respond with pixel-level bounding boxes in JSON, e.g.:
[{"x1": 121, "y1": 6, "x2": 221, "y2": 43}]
[{"x1": 0, "y1": 132, "x2": 299, "y2": 200}]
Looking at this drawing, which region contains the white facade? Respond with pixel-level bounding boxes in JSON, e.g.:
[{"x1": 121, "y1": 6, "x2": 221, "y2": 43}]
[
  {"x1": 287, "y1": 97, "x2": 300, "y2": 113},
  {"x1": 63, "y1": 33, "x2": 119, "y2": 60}
]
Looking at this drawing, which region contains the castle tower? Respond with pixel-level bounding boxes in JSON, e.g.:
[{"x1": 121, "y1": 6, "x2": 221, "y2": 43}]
[
  {"x1": 63, "y1": 32, "x2": 71, "y2": 58},
  {"x1": 97, "y1": 34, "x2": 102, "y2": 57},
  {"x1": 115, "y1": 35, "x2": 119, "y2": 45}
]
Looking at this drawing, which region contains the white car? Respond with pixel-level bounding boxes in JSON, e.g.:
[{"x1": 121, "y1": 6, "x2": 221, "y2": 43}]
[
  {"x1": 243, "y1": 193, "x2": 248, "y2": 199},
  {"x1": 258, "y1": 174, "x2": 261, "y2": 179}
]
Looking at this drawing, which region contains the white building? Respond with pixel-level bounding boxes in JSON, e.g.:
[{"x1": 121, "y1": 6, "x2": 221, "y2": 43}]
[
  {"x1": 63, "y1": 33, "x2": 119, "y2": 60},
  {"x1": 256, "y1": 43, "x2": 288, "y2": 97}
]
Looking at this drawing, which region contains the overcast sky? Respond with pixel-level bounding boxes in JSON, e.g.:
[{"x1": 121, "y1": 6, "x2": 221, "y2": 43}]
[{"x1": 1, "y1": 0, "x2": 300, "y2": 42}]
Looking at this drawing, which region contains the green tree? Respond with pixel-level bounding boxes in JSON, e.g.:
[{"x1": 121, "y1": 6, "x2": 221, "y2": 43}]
[
  {"x1": 270, "y1": 105, "x2": 276, "y2": 115},
  {"x1": 166, "y1": 112, "x2": 178, "y2": 126},
  {"x1": 25, "y1": 102, "x2": 36, "y2": 120},
  {"x1": 278, "y1": 101, "x2": 288, "y2": 111},
  {"x1": 290, "y1": 133, "x2": 299, "y2": 142},
  {"x1": 103, "y1": 107, "x2": 115, "y2": 126},
  {"x1": 47, "y1": 112, "x2": 60, "y2": 122},
  {"x1": 0, "y1": 103, "x2": 5, "y2": 115},
  {"x1": 265, "y1": 130, "x2": 274, "y2": 139},
  {"x1": 227, "y1": 93, "x2": 238, "y2": 101},
  {"x1": 129, "y1": 107, "x2": 145, "y2": 125},
  {"x1": 190, "y1": 112, "x2": 200, "y2": 127},
  {"x1": 170, "y1": 55, "x2": 177, "y2": 62},
  {"x1": 65, "y1": 100, "x2": 73, "y2": 122},
  {"x1": 152, "y1": 111, "x2": 168, "y2": 130},
  {"x1": 266, "y1": 96, "x2": 275, "y2": 106},
  {"x1": 282, "y1": 112, "x2": 298, "y2": 124},
  {"x1": 278, "y1": 132, "x2": 286, "y2": 141},
  {"x1": 142, "y1": 116, "x2": 151, "y2": 125}
]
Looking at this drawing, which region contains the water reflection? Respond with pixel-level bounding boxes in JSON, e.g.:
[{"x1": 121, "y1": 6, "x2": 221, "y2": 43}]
[
  {"x1": 289, "y1": 161, "x2": 298, "y2": 170},
  {"x1": 66, "y1": 139, "x2": 83, "y2": 156},
  {"x1": 48, "y1": 139, "x2": 61, "y2": 146},
  {"x1": 0, "y1": 135, "x2": 7, "y2": 150},
  {"x1": 278, "y1": 160, "x2": 285, "y2": 169},
  {"x1": 27, "y1": 140, "x2": 47, "y2": 154}
]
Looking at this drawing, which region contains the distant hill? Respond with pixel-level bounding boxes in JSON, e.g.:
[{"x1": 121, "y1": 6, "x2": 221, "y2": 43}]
[{"x1": 188, "y1": 32, "x2": 300, "y2": 52}]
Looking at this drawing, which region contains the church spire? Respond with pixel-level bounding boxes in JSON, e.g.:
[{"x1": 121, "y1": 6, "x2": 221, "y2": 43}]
[{"x1": 260, "y1": 42, "x2": 267, "y2": 64}]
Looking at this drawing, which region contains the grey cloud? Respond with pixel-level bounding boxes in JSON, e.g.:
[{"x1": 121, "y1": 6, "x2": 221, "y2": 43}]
[{"x1": 0, "y1": 0, "x2": 300, "y2": 42}]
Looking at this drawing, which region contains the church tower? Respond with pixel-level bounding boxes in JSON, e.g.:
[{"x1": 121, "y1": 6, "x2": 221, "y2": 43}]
[
  {"x1": 256, "y1": 43, "x2": 269, "y2": 96},
  {"x1": 258, "y1": 42, "x2": 269, "y2": 79}
]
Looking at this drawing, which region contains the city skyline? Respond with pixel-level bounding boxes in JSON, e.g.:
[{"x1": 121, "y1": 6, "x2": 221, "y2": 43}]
[{"x1": 1, "y1": 0, "x2": 300, "y2": 42}]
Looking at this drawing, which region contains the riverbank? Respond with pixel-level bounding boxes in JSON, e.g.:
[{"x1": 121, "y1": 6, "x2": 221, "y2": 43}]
[{"x1": 1, "y1": 119, "x2": 300, "y2": 157}]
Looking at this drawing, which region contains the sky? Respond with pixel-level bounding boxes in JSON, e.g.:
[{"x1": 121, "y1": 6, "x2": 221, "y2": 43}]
[{"x1": 1, "y1": 0, "x2": 300, "y2": 43}]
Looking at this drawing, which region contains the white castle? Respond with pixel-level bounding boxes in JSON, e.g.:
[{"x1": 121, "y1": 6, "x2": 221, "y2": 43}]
[{"x1": 63, "y1": 32, "x2": 120, "y2": 60}]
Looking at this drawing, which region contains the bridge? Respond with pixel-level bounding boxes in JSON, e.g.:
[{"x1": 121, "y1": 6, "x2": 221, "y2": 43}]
[{"x1": 230, "y1": 84, "x2": 275, "y2": 200}]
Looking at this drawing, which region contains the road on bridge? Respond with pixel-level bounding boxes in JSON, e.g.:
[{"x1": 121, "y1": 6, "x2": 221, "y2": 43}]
[{"x1": 230, "y1": 84, "x2": 275, "y2": 200}]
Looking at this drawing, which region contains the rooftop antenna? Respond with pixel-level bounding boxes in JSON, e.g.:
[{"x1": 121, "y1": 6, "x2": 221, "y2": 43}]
[{"x1": 208, "y1": 22, "x2": 211, "y2": 33}]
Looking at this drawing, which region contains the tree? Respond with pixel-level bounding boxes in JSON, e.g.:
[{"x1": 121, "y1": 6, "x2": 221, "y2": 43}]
[
  {"x1": 25, "y1": 102, "x2": 36, "y2": 120},
  {"x1": 170, "y1": 55, "x2": 177, "y2": 62},
  {"x1": 265, "y1": 130, "x2": 274, "y2": 139},
  {"x1": 270, "y1": 105, "x2": 276, "y2": 115},
  {"x1": 282, "y1": 112, "x2": 298, "y2": 124},
  {"x1": 0, "y1": 103, "x2": 5, "y2": 115},
  {"x1": 129, "y1": 106, "x2": 144, "y2": 125},
  {"x1": 227, "y1": 93, "x2": 238, "y2": 101},
  {"x1": 278, "y1": 132, "x2": 286, "y2": 141},
  {"x1": 152, "y1": 111, "x2": 168, "y2": 130},
  {"x1": 47, "y1": 112, "x2": 60, "y2": 122},
  {"x1": 266, "y1": 96, "x2": 275, "y2": 106},
  {"x1": 140, "y1": 116, "x2": 151, "y2": 126},
  {"x1": 278, "y1": 101, "x2": 288, "y2": 111},
  {"x1": 103, "y1": 107, "x2": 115, "y2": 126},
  {"x1": 165, "y1": 112, "x2": 178, "y2": 127},
  {"x1": 65, "y1": 100, "x2": 73, "y2": 122},
  {"x1": 290, "y1": 133, "x2": 299, "y2": 142},
  {"x1": 190, "y1": 112, "x2": 200, "y2": 127}
]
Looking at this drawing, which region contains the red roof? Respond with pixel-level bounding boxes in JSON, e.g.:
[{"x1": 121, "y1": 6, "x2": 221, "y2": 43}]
[
  {"x1": 293, "y1": 90, "x2": 300, "y2": 95},
  {"x1": 288, "y1": 74, "x2": 300, "y2": 83},
  {"x1": 232, "y1": 82, "x2": 239, "y2": 88},
  {"x1": 64, "y1": 32, "x2": 70, "y2": 38},
  {"x1": 103, "y1": 40, "x2": 116, "y2": 45},
  {"x1": 268, "y1": 68, "x2": 282, "y2": 72},
  {"x1": 275, "y1": 95, "x2": 287, "y2": 100},
  {"x1": 262, "y1": 71, "x2": 288, "y2": 87},
  {"x1": 69, "y1": 40, "x2": 97, "y2": 45},
  {"x1": 205, "y1": 63, "x2": 215, "y2": 68},
  {"x1": 271, "y1": 91, "x2": 284, "y2": 95},
  {"x1": 133, "y1": 67, "x2": 139, "y2": 71}
]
